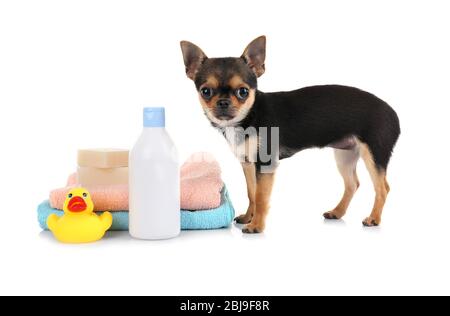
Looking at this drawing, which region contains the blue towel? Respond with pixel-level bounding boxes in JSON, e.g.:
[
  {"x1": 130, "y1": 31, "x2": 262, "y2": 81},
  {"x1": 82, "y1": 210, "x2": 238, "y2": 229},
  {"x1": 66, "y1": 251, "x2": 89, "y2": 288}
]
[{"x1": 38, "y1": 186, "x2": 235, "y2": 231}]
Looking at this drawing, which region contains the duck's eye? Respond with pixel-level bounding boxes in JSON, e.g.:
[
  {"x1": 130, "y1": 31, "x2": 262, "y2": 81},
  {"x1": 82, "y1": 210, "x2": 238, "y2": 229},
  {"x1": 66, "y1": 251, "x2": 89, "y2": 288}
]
[
  {"x1": 235, "y1": 87, "x2": 249, "y2": 100},
  {"x1": 200, "y1": 87, "x2": 213, "y2": 100},
  {"x1": 68, "y1": 193, "x2": 73, "y2": 198},
  {"x1": 83, "y1": 193, "x2": 88, "y2": 198}
]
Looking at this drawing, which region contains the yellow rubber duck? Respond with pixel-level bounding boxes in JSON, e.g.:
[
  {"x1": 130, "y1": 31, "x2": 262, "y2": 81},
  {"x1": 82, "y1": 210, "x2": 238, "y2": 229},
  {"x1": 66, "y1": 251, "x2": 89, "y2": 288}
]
[{"x1": 47, "y1": 188, "x2": 112, "y2": 243}]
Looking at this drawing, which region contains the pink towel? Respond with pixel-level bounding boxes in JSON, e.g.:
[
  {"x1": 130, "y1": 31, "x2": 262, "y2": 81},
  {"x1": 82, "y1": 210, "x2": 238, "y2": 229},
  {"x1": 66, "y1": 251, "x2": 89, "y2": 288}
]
[
  {"x1": 180, "y1": 152, "x2": 223, "y2": 210},
  {"x1": 49, "y1": 152, "x2": 223, "y2": 211},
  {"x1": 49, "y1": 183, "x2": 129, "y2": 212}
]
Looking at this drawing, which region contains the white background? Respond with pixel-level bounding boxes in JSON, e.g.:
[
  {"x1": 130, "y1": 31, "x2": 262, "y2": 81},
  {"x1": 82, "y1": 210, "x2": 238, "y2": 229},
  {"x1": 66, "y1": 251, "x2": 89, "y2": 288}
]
[{"x1": 1, "y1": 0, "x2": 449, "y2": 296}]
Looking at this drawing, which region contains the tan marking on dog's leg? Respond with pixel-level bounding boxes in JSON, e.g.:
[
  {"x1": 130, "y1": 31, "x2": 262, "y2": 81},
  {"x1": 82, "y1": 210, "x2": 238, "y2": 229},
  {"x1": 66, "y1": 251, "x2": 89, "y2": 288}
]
[
  {"x1": 324, "y1": 148, "x2": 360, "y2": 220},
  {"x1": 235, "y1": 162, "x2": 256, "y2": 224},
  {"x1": 385, "y1": 177, "x2": 390, "y2": 193},
  {"x1": 360, "y1": 143, "x2": 389, "y2": 227},
  {"x1": 243, "y1": 171, "x2": 275, "y2": 233},
  {"x1": 354, "y1": 169, "x2": 360, "y2": 189}
]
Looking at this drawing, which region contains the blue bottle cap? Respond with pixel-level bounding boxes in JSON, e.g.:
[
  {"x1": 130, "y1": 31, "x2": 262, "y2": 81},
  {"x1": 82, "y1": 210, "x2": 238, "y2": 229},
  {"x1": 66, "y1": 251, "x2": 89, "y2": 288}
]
[{"x1": 143, "y1": 107, "x2": 165, "y2": 127}]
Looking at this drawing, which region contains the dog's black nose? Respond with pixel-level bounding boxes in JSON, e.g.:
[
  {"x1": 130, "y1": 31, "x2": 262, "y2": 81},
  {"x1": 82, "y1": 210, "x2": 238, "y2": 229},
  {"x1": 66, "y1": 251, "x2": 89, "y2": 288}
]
[{"x1": 217, "y1": 99, "x2": 231, "y2": 109}]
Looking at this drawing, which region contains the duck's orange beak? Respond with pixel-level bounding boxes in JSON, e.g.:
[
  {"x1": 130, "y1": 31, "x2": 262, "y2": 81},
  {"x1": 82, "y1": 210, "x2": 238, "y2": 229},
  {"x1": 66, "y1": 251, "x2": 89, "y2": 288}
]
[{"x1": 67, "y1": 196, "x2": 87, "y2": 212}]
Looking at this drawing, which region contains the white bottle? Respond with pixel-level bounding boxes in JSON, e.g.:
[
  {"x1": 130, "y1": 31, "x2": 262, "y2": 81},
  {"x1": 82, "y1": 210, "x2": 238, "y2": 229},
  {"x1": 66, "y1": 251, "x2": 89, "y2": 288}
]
[{"x1": 129, "y1": 107, "x2": 180, "y2": 240}]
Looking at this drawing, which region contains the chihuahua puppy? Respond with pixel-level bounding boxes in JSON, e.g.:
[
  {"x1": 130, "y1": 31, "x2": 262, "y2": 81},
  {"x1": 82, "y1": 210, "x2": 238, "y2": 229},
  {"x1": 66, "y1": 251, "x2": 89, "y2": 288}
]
[{"x1": 180, "y1": 36, "x2": 400, "y2": 233}]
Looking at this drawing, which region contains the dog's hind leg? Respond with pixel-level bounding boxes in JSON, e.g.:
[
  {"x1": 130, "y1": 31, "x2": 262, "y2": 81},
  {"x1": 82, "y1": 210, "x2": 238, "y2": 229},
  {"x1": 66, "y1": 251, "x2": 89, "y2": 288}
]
[
  {"x1": 359, "y1": 143, "x2": 389, "y2": 227},
  {"x1": 323, "y1": 147, "x2": 360, "y2": 220}
]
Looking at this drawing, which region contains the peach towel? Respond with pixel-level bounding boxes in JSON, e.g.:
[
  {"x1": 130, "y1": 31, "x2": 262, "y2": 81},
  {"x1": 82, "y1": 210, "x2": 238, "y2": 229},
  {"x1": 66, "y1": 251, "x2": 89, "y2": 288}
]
[{"x1": 49, "y1": 152, "x2": 223, "y2": 211}]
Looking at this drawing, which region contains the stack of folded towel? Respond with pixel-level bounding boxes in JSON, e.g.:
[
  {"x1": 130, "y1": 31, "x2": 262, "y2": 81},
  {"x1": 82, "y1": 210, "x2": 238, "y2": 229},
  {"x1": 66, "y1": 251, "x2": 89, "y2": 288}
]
[{"x1": 37, "y1": 152, "x2": 235, "y2": 230}]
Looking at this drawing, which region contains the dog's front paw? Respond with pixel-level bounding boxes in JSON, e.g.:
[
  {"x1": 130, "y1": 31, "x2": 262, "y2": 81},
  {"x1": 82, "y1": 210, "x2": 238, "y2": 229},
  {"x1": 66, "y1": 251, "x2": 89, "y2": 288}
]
[
  {"x1": 362, "y1": 216, "x2": 380, "y2": 227},
  {"x1": 234, "y1": 213, "x2": 252, "y2": 224},
  {"x1": 242, "y1": 223, "x2": 264, "y2": 234},
  {"x1": 323, "y1": 209, "x2": 345, "y2": 220}
]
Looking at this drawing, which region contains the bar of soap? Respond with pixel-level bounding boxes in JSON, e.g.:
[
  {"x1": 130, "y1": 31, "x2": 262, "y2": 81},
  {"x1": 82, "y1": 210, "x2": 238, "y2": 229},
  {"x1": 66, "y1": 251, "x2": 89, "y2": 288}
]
[
  {"x1": 77, "y1": 166, "x2": 129, "y2": 186},
  {"x1": 78, "y1": 149, "x2": 129, "y2": 168}
]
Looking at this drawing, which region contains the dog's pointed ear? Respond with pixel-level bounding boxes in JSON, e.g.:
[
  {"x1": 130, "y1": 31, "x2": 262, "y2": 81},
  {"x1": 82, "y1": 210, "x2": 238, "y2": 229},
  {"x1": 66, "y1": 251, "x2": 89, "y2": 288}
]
[
  {"x1": 180, "y1": 41, "x2": 208, "y2": 80},
  {"x1": 241, "y1": 36, "x2": 266, "y2": 77}
]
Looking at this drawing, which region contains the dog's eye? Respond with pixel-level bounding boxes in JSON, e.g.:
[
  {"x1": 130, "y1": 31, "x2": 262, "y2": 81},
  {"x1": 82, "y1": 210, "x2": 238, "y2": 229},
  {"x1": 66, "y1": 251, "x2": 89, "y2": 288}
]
[
  {"x1": 236, "y1": 87, "x2": 249, "y2": 100},
  {"x1": 200, "y1": 87, "x2": 213, "y2": 99}
]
